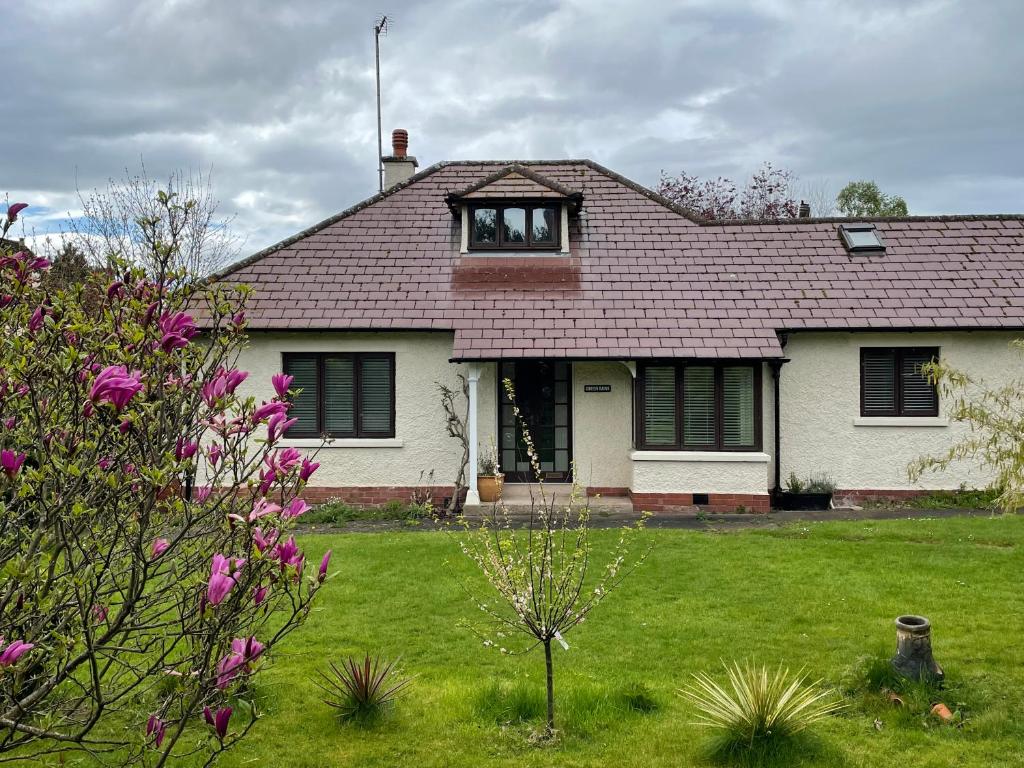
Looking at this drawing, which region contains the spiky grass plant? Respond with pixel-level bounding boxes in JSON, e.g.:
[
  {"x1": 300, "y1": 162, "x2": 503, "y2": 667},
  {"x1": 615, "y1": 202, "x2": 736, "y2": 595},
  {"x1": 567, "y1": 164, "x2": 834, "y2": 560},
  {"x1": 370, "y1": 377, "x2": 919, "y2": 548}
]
[
  {"x1": 315, "y1": 655, "x2": 413, "y2": 722},
  {"x1": 679, "y1": 662, "x2": 844, "y2": 754}
]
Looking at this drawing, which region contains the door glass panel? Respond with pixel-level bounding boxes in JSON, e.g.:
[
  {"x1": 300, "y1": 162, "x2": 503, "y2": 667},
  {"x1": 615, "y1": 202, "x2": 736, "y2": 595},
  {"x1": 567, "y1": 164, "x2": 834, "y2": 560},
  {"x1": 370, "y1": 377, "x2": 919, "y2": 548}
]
[{"x1": 497, "y1": 360, "x2": 572, "y2": 482}]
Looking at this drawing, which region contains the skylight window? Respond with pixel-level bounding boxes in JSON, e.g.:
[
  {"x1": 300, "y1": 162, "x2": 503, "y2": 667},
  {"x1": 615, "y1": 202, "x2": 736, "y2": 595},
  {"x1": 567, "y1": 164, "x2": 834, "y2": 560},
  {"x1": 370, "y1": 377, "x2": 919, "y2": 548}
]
[{"x1": 839, "y1": 224, "x2": 885, "y2": 253}]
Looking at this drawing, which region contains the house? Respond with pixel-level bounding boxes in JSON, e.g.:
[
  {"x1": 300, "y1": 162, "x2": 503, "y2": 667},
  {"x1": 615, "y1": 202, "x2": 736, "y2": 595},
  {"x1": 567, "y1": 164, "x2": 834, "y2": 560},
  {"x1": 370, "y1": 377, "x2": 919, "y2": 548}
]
[{"x1": 214, "y1": 130, "x2": 1024, "y2": 513}]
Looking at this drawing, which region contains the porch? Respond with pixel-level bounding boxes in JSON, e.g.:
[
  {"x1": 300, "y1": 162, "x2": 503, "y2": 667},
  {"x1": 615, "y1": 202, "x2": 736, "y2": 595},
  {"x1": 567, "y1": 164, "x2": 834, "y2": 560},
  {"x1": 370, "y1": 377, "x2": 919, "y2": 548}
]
[{"x1": 461, "y1": 357, "x2": 775, "y2": 514}]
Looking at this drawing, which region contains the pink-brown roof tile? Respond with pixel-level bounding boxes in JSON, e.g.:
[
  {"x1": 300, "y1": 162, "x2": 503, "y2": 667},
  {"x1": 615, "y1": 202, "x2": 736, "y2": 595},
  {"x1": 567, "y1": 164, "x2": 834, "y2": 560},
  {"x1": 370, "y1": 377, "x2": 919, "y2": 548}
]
[{"x1": 211, "y1": 160, "x2": 1024, "y2": 359}]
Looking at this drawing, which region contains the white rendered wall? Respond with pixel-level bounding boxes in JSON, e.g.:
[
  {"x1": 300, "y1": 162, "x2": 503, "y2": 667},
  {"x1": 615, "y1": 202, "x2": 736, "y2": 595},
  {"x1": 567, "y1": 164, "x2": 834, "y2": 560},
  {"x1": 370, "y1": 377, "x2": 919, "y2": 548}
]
[
  {"x1": 236, "y1": 331, "x2": 468, "y2": 487},
  {"x1": 571, "y1": 362, "x2": 634, "y2": 489},
  {"x1": 630, "y1": 452, "x2": 771, "y2": 494},
  {"x1": 780, "y1": 331, "x2": 1024, "y2": 491}
]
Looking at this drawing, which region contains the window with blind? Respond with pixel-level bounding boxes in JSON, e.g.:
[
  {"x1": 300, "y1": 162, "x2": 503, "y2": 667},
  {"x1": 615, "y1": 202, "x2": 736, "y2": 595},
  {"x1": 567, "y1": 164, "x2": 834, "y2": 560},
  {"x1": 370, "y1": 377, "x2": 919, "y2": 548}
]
[
  {"x1": 636, "y1": 363, "x2": 761, "y2": 451},
  {"x1": 281, "y1": 352, "x2": 395, "y2": 438},
  {"x1": 860, "y1": 348, "x2": 938, "y2": 417}
]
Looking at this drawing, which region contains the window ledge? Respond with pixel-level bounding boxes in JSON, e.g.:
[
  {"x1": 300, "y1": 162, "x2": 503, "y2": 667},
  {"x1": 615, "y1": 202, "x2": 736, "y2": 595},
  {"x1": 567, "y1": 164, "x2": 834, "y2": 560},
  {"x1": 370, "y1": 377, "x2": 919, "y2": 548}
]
[
  {"x1": 631, "y1": 450, "x2": 770, "y2": 463},
  {"x1": 278, "y1": 438, "x2": 404, "y2": 449},
  {"x1": 853, "y1": 417, "x2": 948, "y2": 428}
]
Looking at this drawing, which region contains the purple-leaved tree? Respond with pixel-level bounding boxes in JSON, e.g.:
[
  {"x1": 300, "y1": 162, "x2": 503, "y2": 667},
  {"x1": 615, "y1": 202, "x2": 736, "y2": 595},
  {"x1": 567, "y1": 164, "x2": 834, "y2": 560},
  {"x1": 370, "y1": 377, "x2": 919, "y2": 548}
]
[{"x1": 657, "y1": 163, "x2": 800, "y2": 220}]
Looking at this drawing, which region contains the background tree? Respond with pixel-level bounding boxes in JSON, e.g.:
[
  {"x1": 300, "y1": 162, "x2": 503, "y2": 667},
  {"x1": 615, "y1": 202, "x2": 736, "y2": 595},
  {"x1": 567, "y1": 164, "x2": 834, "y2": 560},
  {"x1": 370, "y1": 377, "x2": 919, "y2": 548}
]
[
  {"x1": 0, "y1": 199, "x2": 327, "y2": 765},
  {"x1": 657, "y1": 163, "x2": 800, "y2": 220},
  {"x1": 456, "y1": 380, "x2": 650, "y2": 735},
  {"x1": 836, "y1": 180, "x2": 908, "y2": 217},
  {"x1": 71, "y1": 166, "x2": 239, "y2": 280},
  {"x1": 39, "y1": 241, "x2": 94, "y2": 292},
  {"x1": 910, "y1": 345, "x2": 1024, "y2": 512}
]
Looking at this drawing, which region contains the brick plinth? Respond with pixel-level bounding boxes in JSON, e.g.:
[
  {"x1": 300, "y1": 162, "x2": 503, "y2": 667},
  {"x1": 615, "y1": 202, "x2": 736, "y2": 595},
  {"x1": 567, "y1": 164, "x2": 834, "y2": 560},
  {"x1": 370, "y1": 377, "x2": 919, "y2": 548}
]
[
  {"x1": 586, "y1": 487, "x2": 630, "y2": 498},
  {"x1": 628, "y1": 491, "x2": 770, "y2": 514}
]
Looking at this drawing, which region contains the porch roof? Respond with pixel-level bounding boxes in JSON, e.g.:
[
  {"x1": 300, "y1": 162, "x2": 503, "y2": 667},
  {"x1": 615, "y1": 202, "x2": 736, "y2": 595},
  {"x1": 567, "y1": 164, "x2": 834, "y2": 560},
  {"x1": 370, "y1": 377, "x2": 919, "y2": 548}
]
[{"x1": 209, "y1": 160, "x2": 1024, "y2": 360}]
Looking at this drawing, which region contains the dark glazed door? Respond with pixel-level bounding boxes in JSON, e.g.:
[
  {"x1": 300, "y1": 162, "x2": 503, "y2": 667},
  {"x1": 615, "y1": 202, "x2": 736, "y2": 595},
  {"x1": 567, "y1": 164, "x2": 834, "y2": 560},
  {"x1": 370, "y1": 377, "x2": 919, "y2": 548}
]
[{"x1": 498, "y1": 361, "x2": 572, "y2": 483}]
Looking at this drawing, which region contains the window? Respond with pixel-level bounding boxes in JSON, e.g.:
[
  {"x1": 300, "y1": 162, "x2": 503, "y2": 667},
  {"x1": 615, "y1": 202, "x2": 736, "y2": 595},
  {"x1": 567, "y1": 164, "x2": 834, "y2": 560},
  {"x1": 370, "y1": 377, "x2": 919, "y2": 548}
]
[
  {"x1": 636, "y1": 363, "x2": 761, "y2": 451},
  {"x1": 860, "y1": 348, "x2": 938, "y2": 417},
  {"x1": 470, "y1": 204, "x2": 560, "y2": 249},
  {"x1": 839, "y1": 224, "x2": 885, "y2": 253},
  {"x1": 282, "y1": 353, "x2": 395, "y2": 438}
]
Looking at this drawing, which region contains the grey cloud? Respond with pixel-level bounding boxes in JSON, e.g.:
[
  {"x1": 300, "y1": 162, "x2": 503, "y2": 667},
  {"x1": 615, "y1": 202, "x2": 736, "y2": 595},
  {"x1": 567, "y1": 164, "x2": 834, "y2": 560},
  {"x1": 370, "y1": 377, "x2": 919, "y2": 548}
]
[{"x1": 2, "y1": 0, "x2": 1022, "y2": 257}]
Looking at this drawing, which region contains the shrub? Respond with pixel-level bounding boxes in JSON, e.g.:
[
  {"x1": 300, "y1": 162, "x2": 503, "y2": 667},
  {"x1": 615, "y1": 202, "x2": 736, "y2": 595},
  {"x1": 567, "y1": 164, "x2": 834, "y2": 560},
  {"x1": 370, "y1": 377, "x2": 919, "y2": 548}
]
[
  {"x1": 315, "y1": 655, "x2": 413, "y2": 722},
  {"x1": 679, "y1": 662, "x2": 844, "y2": 755},
  {"x1": 0, "y1": 199, "x2": 328, "y2": 765},
  {"x1": 804, "y1": 473, "x2": 836, "y2": 494}
]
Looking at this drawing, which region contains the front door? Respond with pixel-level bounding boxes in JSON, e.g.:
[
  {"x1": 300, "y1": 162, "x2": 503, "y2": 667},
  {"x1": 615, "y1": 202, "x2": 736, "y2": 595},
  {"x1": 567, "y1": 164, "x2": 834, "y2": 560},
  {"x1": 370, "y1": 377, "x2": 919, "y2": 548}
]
[{"x1": 498, "y1": 360, "x2": 572, "y2": 483}]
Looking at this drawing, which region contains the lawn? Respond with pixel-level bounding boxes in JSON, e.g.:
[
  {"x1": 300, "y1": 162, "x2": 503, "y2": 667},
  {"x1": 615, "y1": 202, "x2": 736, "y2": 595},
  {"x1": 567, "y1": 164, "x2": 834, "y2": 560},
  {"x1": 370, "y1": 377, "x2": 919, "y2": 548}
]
[{"x1": 189, "y1": 515, "x2": 1023, "y2": 768}]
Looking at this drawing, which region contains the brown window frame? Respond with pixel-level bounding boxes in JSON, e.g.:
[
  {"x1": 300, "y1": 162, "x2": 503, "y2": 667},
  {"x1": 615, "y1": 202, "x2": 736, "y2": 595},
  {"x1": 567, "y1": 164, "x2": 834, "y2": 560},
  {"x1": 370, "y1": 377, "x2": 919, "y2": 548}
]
[
  {"x1": 468, "y1": 202, "x2": 561, "y2": 251},
  {"x1": 860, "y1": 347, "x2": 939, "y2": 418},
  {"x1": 281, "y1": 352, "x2": 395, "y2": 439},
  {"x1": 635, "y1": 361, "x2": 762, "y2": 452}
]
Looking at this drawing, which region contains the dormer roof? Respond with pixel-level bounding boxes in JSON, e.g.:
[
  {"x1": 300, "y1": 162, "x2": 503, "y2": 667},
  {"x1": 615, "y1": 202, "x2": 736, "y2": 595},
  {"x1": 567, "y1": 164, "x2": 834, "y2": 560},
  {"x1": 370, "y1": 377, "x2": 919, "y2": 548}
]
[{"x1": 445, "y1": 164, "x2": 583, "y2": 212}]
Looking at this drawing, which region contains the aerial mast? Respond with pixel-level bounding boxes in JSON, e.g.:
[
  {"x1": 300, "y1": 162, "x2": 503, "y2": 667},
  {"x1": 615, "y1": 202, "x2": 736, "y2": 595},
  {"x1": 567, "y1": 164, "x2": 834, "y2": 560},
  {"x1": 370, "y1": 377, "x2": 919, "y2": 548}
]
[{"x1": 374, "y1": 15, "x2": 389, "y2": 192}]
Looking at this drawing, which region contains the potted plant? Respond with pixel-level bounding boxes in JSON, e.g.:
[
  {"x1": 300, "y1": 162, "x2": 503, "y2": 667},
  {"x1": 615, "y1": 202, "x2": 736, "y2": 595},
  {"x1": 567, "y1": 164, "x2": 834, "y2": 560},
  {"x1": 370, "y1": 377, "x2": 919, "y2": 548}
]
[
  {"x1": 477, "y1": 441, "x2": 503, "y2": 503},
  {"x1": 775, "y1": 472, "x2": 835, "y2": 511}
]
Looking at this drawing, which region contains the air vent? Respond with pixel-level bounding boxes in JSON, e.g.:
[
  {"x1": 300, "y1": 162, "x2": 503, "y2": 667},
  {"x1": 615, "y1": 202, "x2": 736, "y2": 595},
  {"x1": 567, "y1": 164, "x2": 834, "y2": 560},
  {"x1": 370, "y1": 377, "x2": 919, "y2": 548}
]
[{"x1": 839, "y1": 224, "x2": 885, "y2": 253}]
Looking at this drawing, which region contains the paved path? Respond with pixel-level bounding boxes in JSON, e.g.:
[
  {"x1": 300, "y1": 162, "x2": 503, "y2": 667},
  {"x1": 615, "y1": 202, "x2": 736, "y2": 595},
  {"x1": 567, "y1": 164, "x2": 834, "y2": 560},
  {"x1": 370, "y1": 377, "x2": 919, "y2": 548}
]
[{"x1": 297, "y1": 506, "x2": 996, "y2": 534}]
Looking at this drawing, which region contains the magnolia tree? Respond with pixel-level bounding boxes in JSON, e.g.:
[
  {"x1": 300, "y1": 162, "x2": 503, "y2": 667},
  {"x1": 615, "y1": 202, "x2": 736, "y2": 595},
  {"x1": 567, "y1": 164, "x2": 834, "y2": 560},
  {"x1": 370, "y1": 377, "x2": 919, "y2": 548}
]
[
  {"x1": 910, "y1": 347, "x2": 1024, "y2": 512},
  {"x1": 456, "y1": 380, "x2": 650, "y2": 735},
  {"x1": 0, "y1": 202, "x2": 327, "y2": 765},
  {"x1": 657, "y1": 163, "x2": 800, "y2": 220}
]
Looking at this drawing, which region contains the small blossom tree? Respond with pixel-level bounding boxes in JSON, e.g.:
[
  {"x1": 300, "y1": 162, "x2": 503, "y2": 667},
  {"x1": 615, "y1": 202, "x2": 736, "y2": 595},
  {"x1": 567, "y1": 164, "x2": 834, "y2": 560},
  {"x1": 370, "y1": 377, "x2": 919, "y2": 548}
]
[
  {"x1": 909, "y1": 345, "x2": 1024, "y2": 511},
  {"x1": 456, "y1": 379, "x2": 650, "y2": 735},
  {"x1": 0, "y1": 201, "x2": 328, "y2": 765}
]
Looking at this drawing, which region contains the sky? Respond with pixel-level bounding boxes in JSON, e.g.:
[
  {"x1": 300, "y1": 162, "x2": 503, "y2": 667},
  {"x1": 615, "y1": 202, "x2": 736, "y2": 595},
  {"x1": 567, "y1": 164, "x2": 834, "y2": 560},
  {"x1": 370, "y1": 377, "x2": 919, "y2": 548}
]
[{"x1": 3, "y1": 0, "x2": 1023, "y2": 258}]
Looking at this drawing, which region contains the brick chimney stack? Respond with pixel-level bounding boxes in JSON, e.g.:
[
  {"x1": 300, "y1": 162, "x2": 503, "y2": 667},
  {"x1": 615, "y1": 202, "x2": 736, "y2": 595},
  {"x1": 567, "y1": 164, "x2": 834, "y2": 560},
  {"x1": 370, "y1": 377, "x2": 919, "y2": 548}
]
[{"x1": 382, "y1": 129, "x2": 418, "y2": 189}]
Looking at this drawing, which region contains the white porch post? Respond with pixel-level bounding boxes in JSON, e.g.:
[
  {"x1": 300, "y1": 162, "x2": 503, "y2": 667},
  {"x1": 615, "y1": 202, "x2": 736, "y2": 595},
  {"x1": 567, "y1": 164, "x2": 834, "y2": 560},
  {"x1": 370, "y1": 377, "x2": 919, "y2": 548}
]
[{"x1": 465, "y1": 364, "x2": 482, "y2": 506}]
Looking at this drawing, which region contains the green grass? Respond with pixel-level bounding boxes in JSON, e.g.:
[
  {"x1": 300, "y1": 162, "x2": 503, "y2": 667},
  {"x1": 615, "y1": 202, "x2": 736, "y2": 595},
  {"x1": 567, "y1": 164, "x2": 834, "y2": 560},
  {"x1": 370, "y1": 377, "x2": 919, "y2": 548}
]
[{"x1": 81, "y1": 516, "x2": 1024, "y2": 766}]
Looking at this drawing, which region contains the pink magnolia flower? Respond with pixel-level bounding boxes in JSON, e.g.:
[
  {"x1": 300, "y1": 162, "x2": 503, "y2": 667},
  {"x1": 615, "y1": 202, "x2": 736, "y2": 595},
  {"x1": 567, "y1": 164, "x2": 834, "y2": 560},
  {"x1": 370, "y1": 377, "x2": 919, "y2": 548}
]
[
  {"x1": 1, "y1": 449, "x2": 26, "y2": 479},
  {"x1": 175, "y1": 436, "x2": 198, "y2": 461},
  {"x1": 157, "y1": 311, "x2": 197, "y2": 352},
  {"x1": 264, "y1": 447, "x2": 302, "y2": 478},
  {"x1": 206, "y1": 554, "x2": 242, "y2": 607},
  {"x1": 28, "y1": 306, "x2": 45, "y2": 334},
  {"x1": 231, "y1": 311, "x2": 245, "y2": 328},
  {"x1": 0, "y1": 638, "x2": 34, "y2": 666},
  {"x1": 229, "y1": 497, "x2": 280, "y2": 526},
  {"x1": 266, "y1": 412, "x2": 297, "y2": 443},
  {"x1": 92, "y1": 604, "x2": 108, "y2": 624},
  {"x1": 6, "y1": 203, "x2": 28, "y2": 223},
  {"x1": 252, "y1": 583, "x2": 269, "y2": 605},
  {"x1": 193, "y1": 486, "x2": 212, "y2": 503},
  {"x1": 318, "y1": 550, "x2": 331, "y2": 583},
  {"x1": 215, "y1": 637, "x2": 265, "y2": 690},
  {"x1": 151, "y1": 538, "x2": 170, "y2": 558},
  {"x1": 271, "y1": 373, "x2": 293, "y2": 398},
  {"x1": 106, "y1": 281, "x2": 124, "y2": 300},
  {"x1": 252, "y1": 400, "x2": 288, "y2": 424},
  {"x1": 146, "y1": 715, "x2": 166, "y2": 747},
  {"x1": 281, "y1": 498, "x2": 309, "y2": 520},
  {"x1": 273, "y1": 536, "x2": 304, "y2": 573},
  {"x1": 252, "y1": 527, "x2": 278, "y2": 555},
  {"x1": 206, "y1": 443, "x2": 223, "y2": 467},
  {"x1": 299, "y1": 457, "x2": 320, "y2": 482},
  {"x1": 89, "y1": 365, "x2": 144, "y2": 411},
  {"x1": 201, "y1": 368, "x2": 249, "y2": 407},
  {"x1": 204, "y1": 705, "x2": 232, "y2": 739}
]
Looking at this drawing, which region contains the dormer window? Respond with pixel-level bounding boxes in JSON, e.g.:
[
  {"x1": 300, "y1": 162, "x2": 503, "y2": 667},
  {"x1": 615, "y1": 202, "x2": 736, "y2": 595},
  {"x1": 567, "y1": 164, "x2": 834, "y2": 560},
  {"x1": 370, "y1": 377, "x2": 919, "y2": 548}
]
[{"x1": 470, "y1": 204, "x2": 560, "y2": 250}]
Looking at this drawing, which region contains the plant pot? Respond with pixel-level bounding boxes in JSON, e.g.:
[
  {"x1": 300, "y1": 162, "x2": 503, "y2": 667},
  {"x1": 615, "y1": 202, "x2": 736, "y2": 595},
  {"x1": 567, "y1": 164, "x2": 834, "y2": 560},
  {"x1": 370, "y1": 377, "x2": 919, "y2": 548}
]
[
  {"x1": 775, "y1": 491, "x2": 833, "y2": 511},
  {"x1": 477, "y1": 475, "x2": 503, "y2": 503}
]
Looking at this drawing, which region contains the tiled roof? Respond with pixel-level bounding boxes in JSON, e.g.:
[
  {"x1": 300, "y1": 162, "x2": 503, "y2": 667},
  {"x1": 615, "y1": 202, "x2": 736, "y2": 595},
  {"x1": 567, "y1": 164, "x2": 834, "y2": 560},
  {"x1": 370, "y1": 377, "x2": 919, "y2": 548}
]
[{"x1": 212, "y1": 160, "x2": 1024, "y2": 360}]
